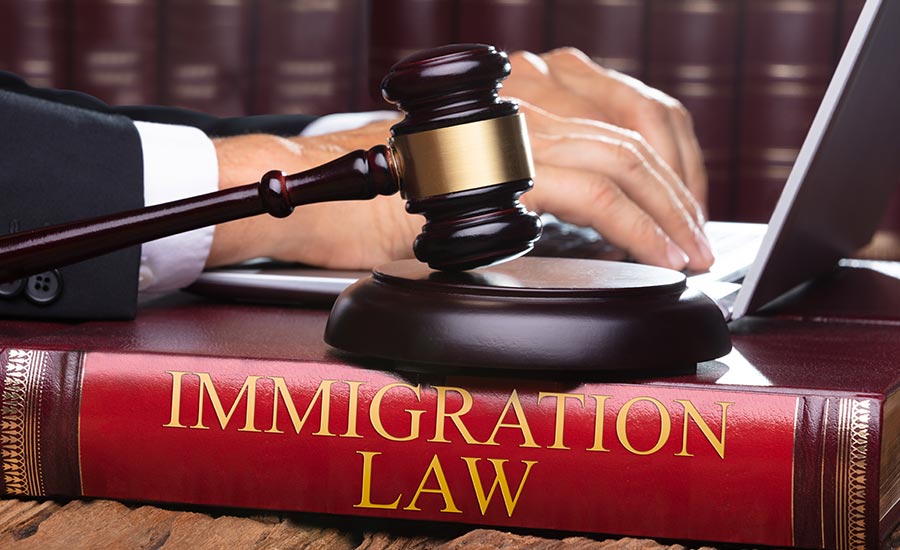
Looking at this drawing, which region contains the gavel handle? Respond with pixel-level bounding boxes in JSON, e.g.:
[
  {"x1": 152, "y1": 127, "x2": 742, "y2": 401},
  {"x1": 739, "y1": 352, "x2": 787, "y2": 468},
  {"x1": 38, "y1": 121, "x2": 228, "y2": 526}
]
[{"x1": 0, "y1": 146, "x2": 397, "y2": 284}]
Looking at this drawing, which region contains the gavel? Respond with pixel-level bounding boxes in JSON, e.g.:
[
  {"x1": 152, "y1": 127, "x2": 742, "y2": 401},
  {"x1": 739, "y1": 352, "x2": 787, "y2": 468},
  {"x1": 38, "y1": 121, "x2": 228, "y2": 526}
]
[{"x1": 0, "y1": 44, "x2": 543, "y2": 284}]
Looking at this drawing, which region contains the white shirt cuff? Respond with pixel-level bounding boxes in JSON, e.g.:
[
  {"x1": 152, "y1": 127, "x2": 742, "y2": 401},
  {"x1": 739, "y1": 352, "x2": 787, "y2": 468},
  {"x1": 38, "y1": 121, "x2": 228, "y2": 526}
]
[
  {"x1": 300, "y1": 111, "x2": 399, "y2": 136},
  {"x1": 133, "y1": 111, "x2": 397, "y2": 293},
  {"x1": 134, "y1": 121, "x2": 217, "y2": 292}
]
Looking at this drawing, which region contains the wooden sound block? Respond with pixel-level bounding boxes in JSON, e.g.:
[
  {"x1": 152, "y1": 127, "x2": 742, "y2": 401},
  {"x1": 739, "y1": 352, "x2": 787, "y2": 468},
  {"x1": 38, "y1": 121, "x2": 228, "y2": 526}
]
[{"x1": 324, "y1": 257, "x2": 731, "y2": 372}]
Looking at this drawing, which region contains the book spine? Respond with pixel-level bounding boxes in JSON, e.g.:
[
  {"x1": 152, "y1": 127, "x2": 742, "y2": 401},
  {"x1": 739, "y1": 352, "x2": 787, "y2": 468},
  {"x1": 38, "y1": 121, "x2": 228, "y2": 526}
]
[
  {"x1": 0, "y1": 347, "x2": 881, "y2": 549},
  {"x1": 456, "y1": 0, "x2": 547, "y2": 54},
  {"x1": 734, "y1": 0, "x2": 838, "y2": 222},
  {"x1": 366, "y1": 0, "x2": 454, "y2": 110},
  {"x1": 253, "y1": 0, "x2": 361, "y2": 117},
  {"x1": 548, "y1": 0, "x2": 646, "y2": 79},
  {"x1": 838, "y1": 0, "x2": 866, "y2": 49},
  {"x1": 71, "y1": 0, "x2": 160, "y2": 105},
  {"x1": 881, "y1": 192, "x2": 900, "y2": 237},
  {"x1": 0, "y1": 0, "x2": 68, "y2": 89},
  {"x1": 0, "y1": 2, "x2": 9, "y2": 74},
  {"x1": 355, "y1": 0, "x2": 372, "y2": 111},
  {"x1": 645, "y1": 0, "x2": 740, "y2": 222},
  {"x1": 160, "y1": 0, "x2": 252, "y2": 118}
]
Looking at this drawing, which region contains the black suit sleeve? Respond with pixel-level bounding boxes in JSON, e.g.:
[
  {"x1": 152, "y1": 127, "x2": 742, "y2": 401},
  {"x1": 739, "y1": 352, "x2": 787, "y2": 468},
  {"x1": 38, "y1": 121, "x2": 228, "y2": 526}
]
[
  {"x1": 0, "y1": 74, "x2": 144, "y2": 320},
  {"x1": 0, "y1": 71, "x2": 318, "y2": 320}
]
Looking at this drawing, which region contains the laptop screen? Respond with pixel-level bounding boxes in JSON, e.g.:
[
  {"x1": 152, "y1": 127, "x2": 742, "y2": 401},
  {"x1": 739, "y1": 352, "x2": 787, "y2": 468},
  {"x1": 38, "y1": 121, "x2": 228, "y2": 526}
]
[{"x1": 732, "y1": 0, "x2": 900, "y2": 319}]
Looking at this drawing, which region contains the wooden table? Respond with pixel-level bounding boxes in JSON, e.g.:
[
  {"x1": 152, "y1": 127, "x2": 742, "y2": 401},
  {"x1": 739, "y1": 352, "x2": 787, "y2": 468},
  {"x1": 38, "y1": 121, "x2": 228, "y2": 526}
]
[
  {"x1": 4, "y1": 251, "x2": 900, "y2": 550},
  {"x1": 0, "y1": 498, "x2": 728, "y2": 549}
]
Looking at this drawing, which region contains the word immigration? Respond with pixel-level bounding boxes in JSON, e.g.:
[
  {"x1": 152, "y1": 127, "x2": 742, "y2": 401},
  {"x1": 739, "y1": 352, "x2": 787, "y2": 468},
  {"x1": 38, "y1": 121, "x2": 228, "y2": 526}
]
[{"x1": 161, "y1": 371, "x2": 733, "y2": 516}]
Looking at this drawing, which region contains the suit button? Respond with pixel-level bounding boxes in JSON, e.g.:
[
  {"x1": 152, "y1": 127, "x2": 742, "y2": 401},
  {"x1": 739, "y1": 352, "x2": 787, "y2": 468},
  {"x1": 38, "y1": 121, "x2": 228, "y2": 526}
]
[
  {"x1": 0, "y1": 279, "x2": 25, "y2": 298},
  {"x1": 25, "y1": 270, "x2": 63, "y2": 305}
]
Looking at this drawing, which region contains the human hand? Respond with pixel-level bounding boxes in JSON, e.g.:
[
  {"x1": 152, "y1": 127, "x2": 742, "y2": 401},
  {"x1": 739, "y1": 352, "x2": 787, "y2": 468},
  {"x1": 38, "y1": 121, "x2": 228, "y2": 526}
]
[
  {"x1": 206, "y1": 119, "x2": 420, "y2": 270},
  {"x1": 207, "y1": 47, "x2": 713, "y2": 272},
  {"x1": 504, "y1": 48, "x2": 712, "y2": 270}
]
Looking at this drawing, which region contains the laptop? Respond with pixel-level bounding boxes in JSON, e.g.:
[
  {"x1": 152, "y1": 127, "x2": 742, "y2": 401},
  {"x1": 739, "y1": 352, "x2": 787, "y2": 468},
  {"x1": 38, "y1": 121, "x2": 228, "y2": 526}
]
[{"x1": 190, "y1": 0, "x2": 900, "y2": 321}]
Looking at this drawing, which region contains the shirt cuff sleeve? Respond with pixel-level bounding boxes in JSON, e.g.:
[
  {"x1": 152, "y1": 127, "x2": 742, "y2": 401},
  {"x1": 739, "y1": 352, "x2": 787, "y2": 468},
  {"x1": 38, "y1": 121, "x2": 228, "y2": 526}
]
[
  {"x1": 300, "y1": 110, "x2": 399, "y2": 136},
  {"x1": 134, "y1": 121, "x2": 218, "y2": 293}
]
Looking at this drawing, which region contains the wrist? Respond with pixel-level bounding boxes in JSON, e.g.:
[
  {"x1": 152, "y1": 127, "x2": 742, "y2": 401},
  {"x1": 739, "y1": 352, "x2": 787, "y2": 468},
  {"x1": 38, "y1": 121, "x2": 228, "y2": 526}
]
[{"x1": 207, "y1": 135, "x2": 312, "y2": 267}]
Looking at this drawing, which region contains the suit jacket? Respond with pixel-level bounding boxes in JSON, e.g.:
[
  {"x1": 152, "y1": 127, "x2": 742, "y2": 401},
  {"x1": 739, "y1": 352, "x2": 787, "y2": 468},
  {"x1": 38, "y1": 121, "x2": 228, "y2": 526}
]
[{"x1": 0, "y1": 72, "x2": 315, "y2": 320}]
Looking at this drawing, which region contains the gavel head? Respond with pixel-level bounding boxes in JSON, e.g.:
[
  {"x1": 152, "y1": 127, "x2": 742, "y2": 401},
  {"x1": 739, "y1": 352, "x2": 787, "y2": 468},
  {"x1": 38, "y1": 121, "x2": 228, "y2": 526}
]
[{"x1": 381, "y1": 44, "x2": 543, "y2": 271}]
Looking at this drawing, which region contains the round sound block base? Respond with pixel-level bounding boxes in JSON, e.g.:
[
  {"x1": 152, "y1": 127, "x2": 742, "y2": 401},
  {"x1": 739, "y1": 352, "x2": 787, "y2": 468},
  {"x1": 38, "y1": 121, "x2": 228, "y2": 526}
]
[{"x1": 325, "y1": 257, "x2": 731, "y2": 372}]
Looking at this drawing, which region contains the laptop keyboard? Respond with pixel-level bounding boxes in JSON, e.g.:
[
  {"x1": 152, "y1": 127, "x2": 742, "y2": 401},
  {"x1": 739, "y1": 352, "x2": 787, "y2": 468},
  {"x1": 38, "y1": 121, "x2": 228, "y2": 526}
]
[
  {"x1": 531, "y1": 215, "x2": 628, "y2": 262},
  {"x1": 533, "y1": 215, "x2": 767, "y2": 285}
]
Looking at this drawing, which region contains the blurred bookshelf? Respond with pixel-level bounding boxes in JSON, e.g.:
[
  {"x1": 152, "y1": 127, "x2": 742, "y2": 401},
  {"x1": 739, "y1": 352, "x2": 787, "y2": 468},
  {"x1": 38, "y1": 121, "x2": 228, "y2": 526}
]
[{"x1": 2, "y1": 0, "x2": 896, "y2": 230}]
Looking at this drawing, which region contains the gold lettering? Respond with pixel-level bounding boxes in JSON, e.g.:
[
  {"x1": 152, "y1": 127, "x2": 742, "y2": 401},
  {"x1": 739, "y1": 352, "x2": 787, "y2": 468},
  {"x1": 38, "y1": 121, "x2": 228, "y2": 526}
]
[
  {"x1": 353, "y1": 451, "x2": 401, "y2": 509},
  {"x1": 342, "y1": 381, "x2": 364, "y2": 438},
  {"x1": 484, "y1": 390, "x2": 540, "y2": 448},
  {"x1": 674, "y1": 400, "x2": 732, "y2": 459},
  {"x1": 266, "y1": 378, "x2": 335, "y2": 436},
  {"x1": 403, "y1": 454, "x2": 462, "y2": 513},
  {"x1": 588, "y1": 395, "x2": 612, "y2": 452},
  {"x1": 429, "y1": 386, "x2": 479, "y2": 444},
  {"x1": 616, "y1": 397, "x2": 671, "y2": 455},
  {"x1": 163, "y1": 370, "x2": 189, "y2": 428},
  {"x1": 462, "y1": 457, "x2": 537, "y2": 517},
  {"x1": 370, "y1": 383, "x2": 424, "y2": 442},
  {"x1": 192, "y1": 373, "x2": 262, "y2": 432},
  {"x1": 538, "y1": 392, "x2": 585, "y2": 450}
]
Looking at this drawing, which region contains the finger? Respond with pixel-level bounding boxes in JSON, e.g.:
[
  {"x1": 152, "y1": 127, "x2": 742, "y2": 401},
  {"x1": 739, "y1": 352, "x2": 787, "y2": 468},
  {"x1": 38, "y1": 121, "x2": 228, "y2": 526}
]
[
  {"x1": 540, "y1": 49, "x2": 690, "y2": 188},
  {"x1": 518, "y1": 100, "x2": 706, "y2": 228},
  {"x1": 504, "y1": 51, "x2": 606, "y2": 119},
  {"x1": 530, "y1": 132, "x2": 713, "y2": 270},
  {"x1": 665, "y1": 105, "x2": 708, "y2": 211},
  {"x1": 525, "y1": 163, "x2": 690, "y2": 271}
]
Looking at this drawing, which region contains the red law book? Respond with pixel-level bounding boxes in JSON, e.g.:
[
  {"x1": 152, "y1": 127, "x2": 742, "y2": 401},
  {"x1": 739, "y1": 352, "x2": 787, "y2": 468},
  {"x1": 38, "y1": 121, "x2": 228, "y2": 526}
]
[
  {"x1": 253, "y1": 0, "x2": 362, "y2": 117},
  {"x1": 366, "y1": 0, "x2": 454, "y2": 110},
  {"x1": 645, "y1": 0, "x2": 740, "y2": 222},
  {"x1": 160, "y1": 0, "x2": 252, "y2": 118},
  {"x1": 548, "y1": 0, "x2": 646, "y2": 79},
  {"x1": 71, "y1": 0, "x2": 160, "y2": 105},
  {"x1": 456, "y1": 0, "x2": 547, "y2": 55},
  {"x1": 0, "y1": 0, "x2": 68, "y2": 88},
  {"x1": 2, "y1": 276, "x2": 900, "y2": 549},
  {"x1": 734, "y1": 0, "x2": 838, "y2": 222}
]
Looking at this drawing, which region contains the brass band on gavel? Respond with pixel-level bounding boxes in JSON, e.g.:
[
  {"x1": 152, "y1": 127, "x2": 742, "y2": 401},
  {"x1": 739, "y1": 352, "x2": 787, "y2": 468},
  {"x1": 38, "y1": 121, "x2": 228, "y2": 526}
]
[{"x1": 389, "y1": 114, "x2": 535, "y2": 200}]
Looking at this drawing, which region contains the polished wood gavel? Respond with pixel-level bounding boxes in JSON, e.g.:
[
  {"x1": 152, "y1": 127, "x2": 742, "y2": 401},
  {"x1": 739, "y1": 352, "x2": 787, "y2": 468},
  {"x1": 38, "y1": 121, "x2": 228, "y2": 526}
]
[{"x1": 0, "y1": 44, "x2": 543, "y2": 284}]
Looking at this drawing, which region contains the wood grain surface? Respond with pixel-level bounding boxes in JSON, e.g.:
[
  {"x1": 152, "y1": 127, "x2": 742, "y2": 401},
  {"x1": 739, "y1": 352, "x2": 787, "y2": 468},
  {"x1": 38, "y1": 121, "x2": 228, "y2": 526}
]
[
  {"x1": 0, "y1": 498, "x2": 719, "y2": 550},
  {"x1": 2, "y1": 497, "x2": 900, "y2": 549}
]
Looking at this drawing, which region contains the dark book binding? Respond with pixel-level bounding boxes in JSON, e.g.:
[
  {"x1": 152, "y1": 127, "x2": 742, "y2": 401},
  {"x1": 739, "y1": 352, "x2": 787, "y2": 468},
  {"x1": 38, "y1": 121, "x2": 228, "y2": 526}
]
[
  {"x1": 880, "y1": 188, "x2": 900, "y2": 236},
  {"x1": 0, "y1": 0, "x2": 68, "y2": 89},
  {"x1": 366, "y1": 0, "x2": 454, "y2": 110},
  {"x1": 253, "y1": 0, "x2": 361, "y2": 117},
  {"x1": 735, "y1": 0, "x2": 839, "y2": 222},
  {"x1": 839, "y1": 0, "x2": 866, "y2": 48},
  {"x1": 2, "y1": 268, "x2": 900, "y2": 549},
  {"x1": 71, "y1": 0, "x2": 160, "y2": 105},
  {"x1": 160, "y1": 0, "x2": 252, "y2": 118},
  {"x1": 456, "y1": 0, "x2": 547, "y2": 55},
  {"x1": 548, "y1": 0, "x2": 646, "y2": 78},
  {"x1": 0, "y1": 3, "x2": 8, "y2": 74},
  {"x1": 645, "y1": 0, "x2": 740, "y2": 221}
]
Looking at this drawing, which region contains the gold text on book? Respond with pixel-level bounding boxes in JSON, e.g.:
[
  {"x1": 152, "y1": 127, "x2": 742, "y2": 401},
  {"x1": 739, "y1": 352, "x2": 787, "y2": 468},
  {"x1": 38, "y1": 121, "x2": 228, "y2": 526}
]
[{"x1": 163, "y1": 372, "x2": 731, "y2": 456}]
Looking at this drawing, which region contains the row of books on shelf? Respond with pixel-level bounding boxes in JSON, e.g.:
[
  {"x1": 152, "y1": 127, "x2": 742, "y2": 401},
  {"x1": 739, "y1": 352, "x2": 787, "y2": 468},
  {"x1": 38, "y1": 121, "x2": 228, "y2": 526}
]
[{"x1": 1, "y1": 0, "x2": 897, "y2": 228}]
